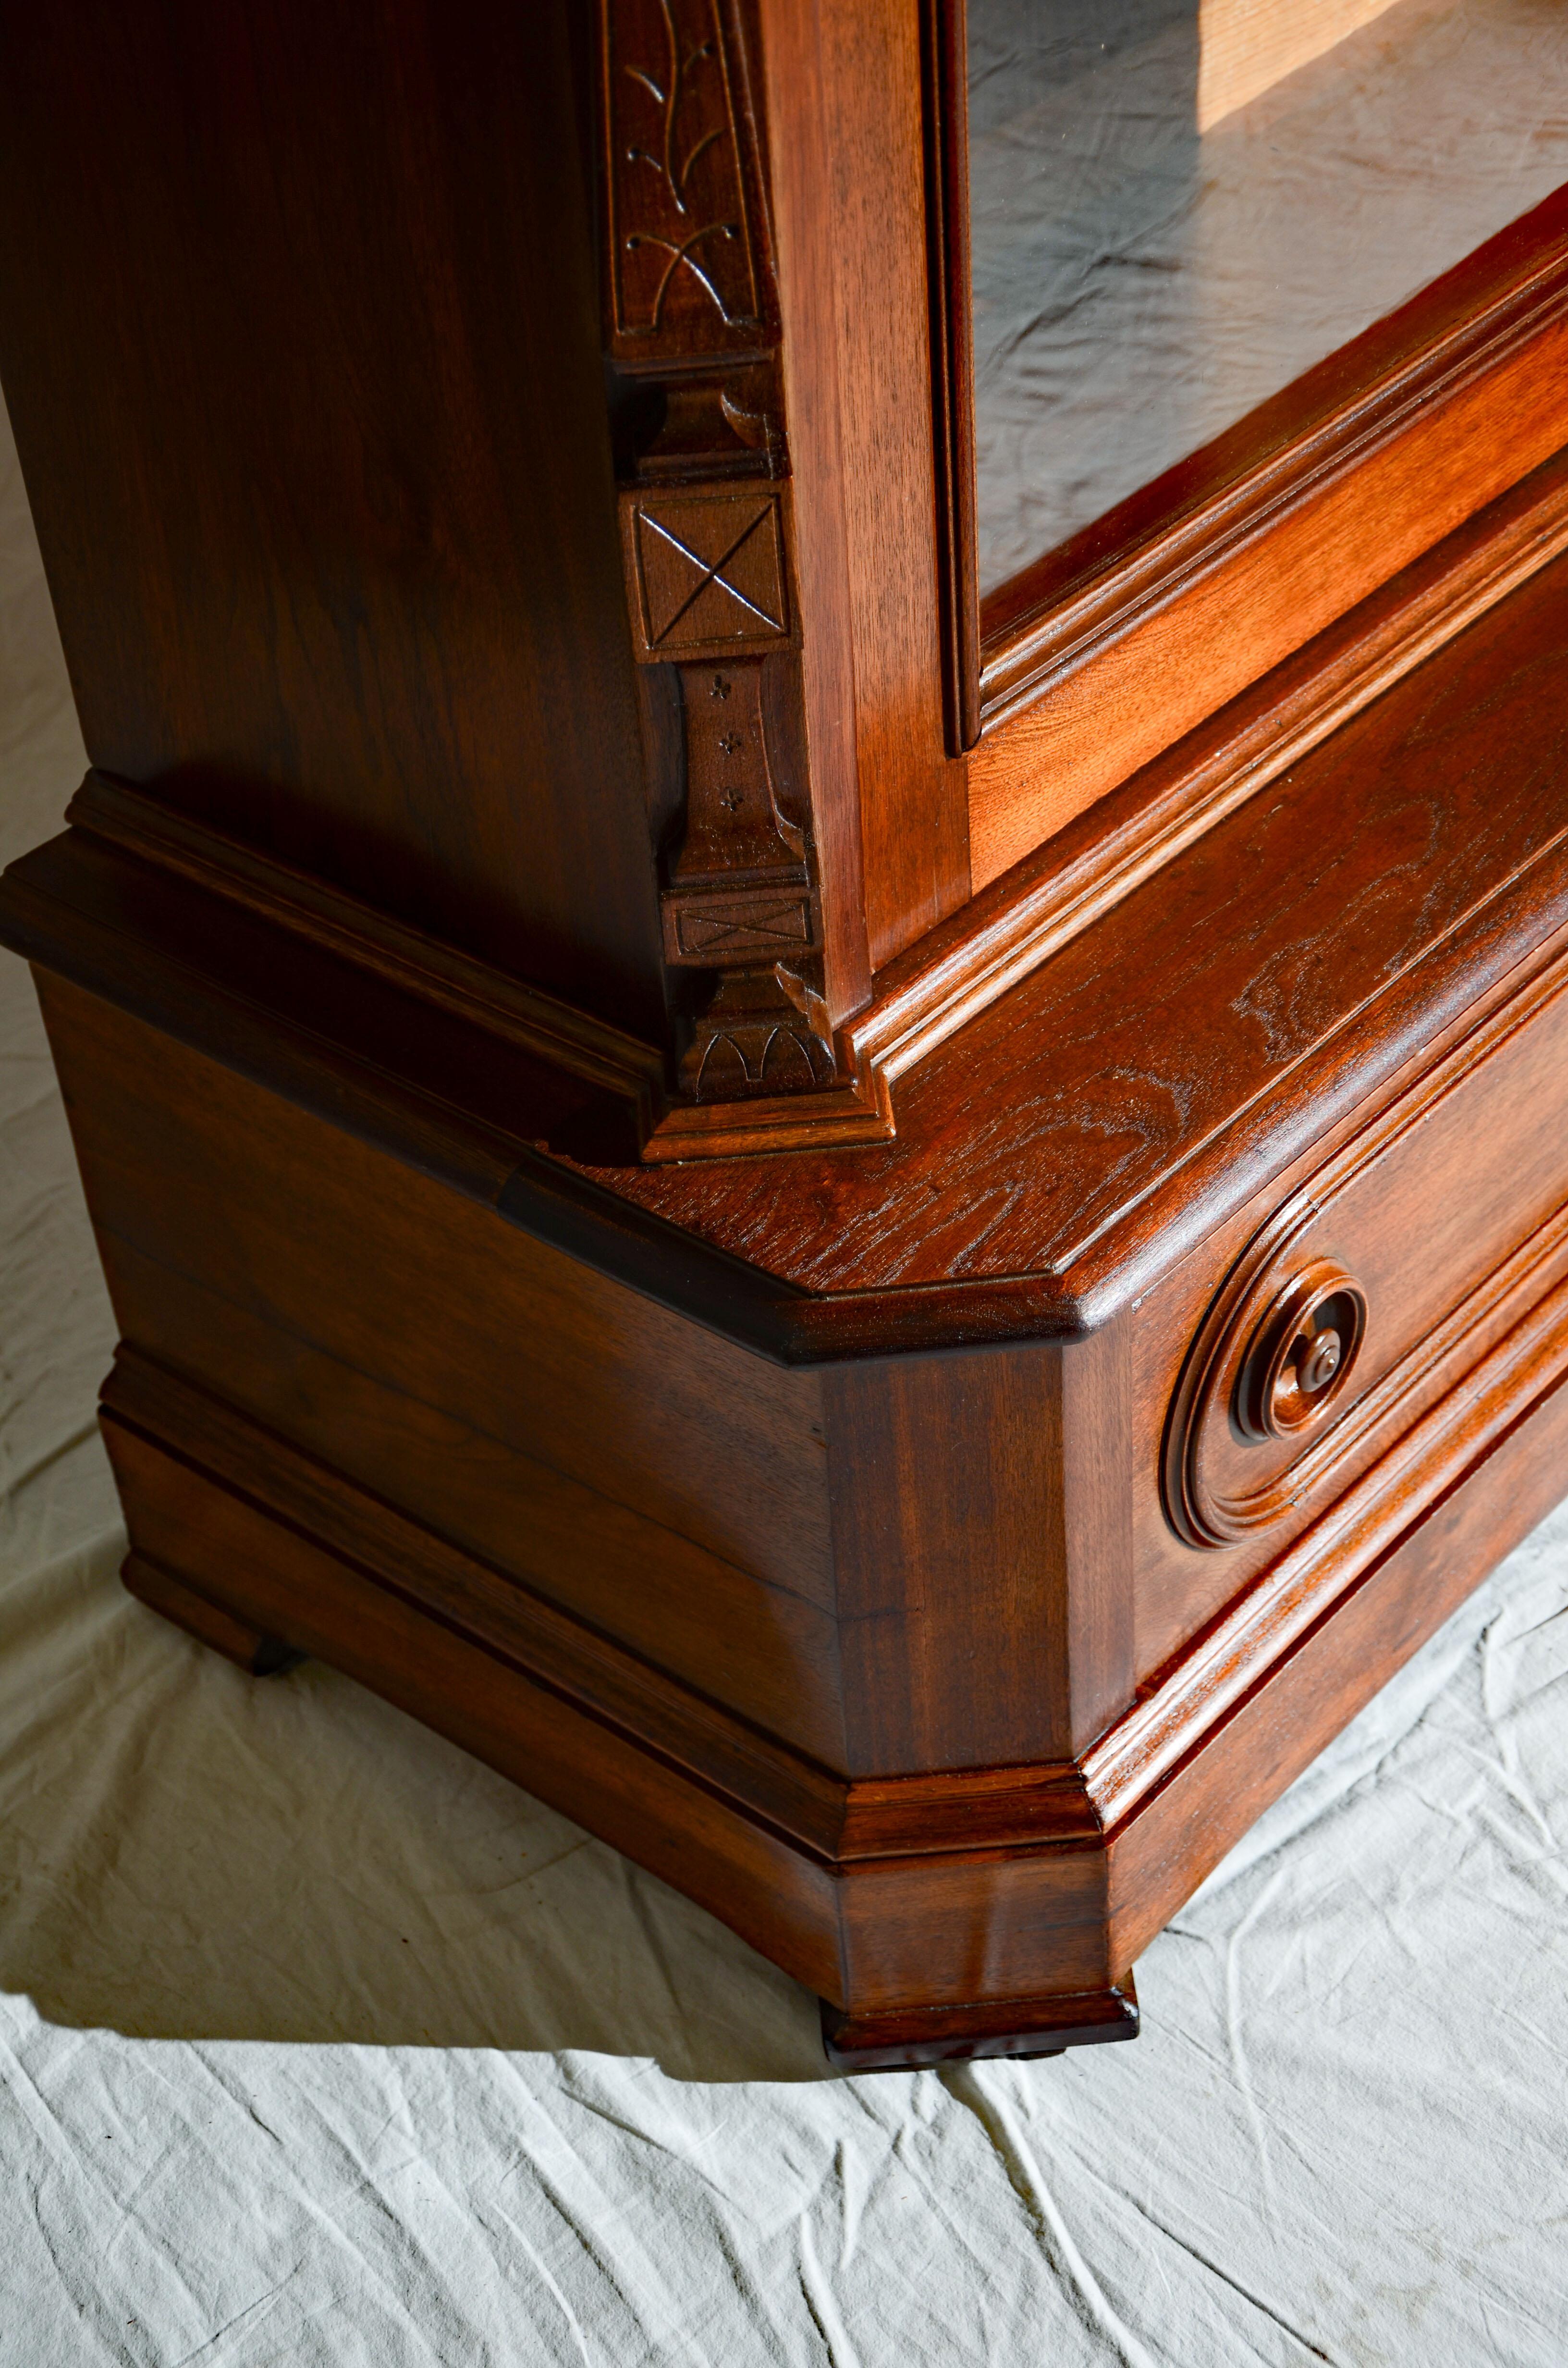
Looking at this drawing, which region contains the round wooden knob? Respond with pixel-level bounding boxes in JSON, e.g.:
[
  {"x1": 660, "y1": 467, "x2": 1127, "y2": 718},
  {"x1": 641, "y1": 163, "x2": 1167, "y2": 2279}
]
[{"x1": 1234, "y1": 1260, "x2": 1366, "y2": 1443}]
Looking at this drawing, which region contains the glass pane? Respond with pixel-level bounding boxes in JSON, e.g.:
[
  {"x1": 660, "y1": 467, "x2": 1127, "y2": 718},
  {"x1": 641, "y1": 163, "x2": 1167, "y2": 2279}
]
[{"x1": 968, "y1": 0, "x2": 1568, "y2": 596}]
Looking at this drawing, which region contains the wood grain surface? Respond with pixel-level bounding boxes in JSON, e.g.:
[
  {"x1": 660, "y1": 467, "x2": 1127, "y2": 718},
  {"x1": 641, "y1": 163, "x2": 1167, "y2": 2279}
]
[
  {"x1": 1196, "y1": 0, "x2": 1400, "y2": 131},
  {"x1": 7, "y1": 536, "x2": 1568, "y2": 1360},
  {"x1": 597, "y1": 551, "x2": 1568, "y2": 1322},
  {"x1": 0, "y1": 0, "x2": 670, "y2": 1030},
  {"x1": 767, "y1": 0, "x2": 968, "y2": 966},
  {"x1": 43, "y1": 976, "x2": 849, "y2": 1764}
]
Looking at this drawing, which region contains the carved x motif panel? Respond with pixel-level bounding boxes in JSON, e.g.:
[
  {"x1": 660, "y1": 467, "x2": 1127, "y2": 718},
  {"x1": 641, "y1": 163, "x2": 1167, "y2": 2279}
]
[{"x1": 624, "y1": 488, "x2": 790, "y2": 657}]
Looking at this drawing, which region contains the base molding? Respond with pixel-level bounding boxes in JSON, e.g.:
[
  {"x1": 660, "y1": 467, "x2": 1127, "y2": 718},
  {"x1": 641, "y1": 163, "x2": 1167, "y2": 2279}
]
[
  {"x1": 93, "y1": 1304, "x2": 1568, "y2": 2064},
  {"x1": 820, "y1": 1977, "x2": 1139, "y2": 2071},
  {"x1": 63, "y1": 769, "x2": 896, "y2": 1164}
]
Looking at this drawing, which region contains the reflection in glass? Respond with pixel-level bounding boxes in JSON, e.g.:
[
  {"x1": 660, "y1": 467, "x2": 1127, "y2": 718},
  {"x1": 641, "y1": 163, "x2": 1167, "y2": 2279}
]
[{"x1": 969, "y1": 0, "x2": 1568, "y2": 594}]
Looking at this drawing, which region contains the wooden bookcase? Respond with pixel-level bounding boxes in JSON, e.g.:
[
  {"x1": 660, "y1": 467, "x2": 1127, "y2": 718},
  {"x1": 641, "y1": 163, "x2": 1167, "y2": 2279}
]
[{"x1": 2, "y1": 0, "x2": 1567, "y2": 2066}]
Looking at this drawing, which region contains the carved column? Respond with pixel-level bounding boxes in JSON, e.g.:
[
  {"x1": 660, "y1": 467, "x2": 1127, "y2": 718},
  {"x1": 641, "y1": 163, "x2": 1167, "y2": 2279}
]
[{"x1": 599, "y1": 0, "x2": 840, "y2": 1109}]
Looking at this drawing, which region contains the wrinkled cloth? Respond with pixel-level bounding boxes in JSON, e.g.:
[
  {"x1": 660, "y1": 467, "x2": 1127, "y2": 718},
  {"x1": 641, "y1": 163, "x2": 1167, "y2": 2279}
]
[
  {"x1": 4, "y1": 400, "x2": 1568, "y2": 2365},
  {"x1": 970, "y1": 0, "x2": 1568, "y2": 587}
]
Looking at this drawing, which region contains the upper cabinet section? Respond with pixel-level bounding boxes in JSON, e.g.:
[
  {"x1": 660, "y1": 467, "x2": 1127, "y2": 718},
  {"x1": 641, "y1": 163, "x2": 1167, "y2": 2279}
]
[
  {"x1": 969, "y1": 0, "x2": 1568, "y2": 594},
  {"x1": 963, "y1": 0, "x2": 1568, "y2": 887}
]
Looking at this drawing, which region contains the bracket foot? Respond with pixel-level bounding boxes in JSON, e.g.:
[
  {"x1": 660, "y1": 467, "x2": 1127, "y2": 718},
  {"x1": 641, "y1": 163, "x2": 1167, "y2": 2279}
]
[
  {"x1": 123, "y1": 1550, "x2": 305, "y2": 1677},
  {"x1": 821, "y1": 1973, "x2": 1139, "y2": 2072}
]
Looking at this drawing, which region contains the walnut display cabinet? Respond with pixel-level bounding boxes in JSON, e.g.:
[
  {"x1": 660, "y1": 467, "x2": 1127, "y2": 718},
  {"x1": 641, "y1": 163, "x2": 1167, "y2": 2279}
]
[{"x1": 4, "y1": 0, "x2": 1568, "y2": 2069}]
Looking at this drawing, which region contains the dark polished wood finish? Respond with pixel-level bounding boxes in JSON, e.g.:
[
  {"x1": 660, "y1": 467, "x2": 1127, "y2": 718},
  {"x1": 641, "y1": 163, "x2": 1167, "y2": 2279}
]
[
  {"x1": 12, "y1": 545, "x2": 1568, "y2": 2055},
  {"x1": 2, "y1": 2, "x2": 1567, "y2": 2066}
]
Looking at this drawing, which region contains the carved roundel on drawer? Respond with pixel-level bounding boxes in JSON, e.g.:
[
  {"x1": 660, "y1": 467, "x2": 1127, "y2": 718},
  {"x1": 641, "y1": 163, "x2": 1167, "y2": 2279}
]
[
  {"x1": 1163, "y1": 958, "x2": 1568, "y2": 1551},
  {"x1": 1164, "y1": 1235, "x2": 1372, "y2": 1549}
]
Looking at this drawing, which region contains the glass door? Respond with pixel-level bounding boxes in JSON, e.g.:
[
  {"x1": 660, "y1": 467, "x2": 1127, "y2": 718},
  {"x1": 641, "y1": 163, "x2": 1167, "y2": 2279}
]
[{"x1": 968, "y1": 0, "x2": 1568, "y2": 596}]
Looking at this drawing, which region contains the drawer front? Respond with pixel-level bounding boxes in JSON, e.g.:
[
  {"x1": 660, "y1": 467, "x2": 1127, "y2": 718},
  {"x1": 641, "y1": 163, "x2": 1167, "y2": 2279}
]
[{"x1": 1165, "y1": 951, "x2": 1568, "y2": 1548}]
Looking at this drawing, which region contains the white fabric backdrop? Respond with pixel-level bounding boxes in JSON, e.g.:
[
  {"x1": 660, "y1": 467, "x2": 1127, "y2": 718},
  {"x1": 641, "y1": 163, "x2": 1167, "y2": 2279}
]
[{"x1": 3, "y1": 395, "x2": 1568, "y2": 2366}]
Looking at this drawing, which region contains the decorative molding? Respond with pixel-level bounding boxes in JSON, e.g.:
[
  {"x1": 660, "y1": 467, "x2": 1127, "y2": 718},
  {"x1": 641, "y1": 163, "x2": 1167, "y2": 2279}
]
[
  {"x1": 67, "y1": 772, "x2": 669, "y2": 1119},
  {"x1": 56, "y1": 771, "x2": 889, "y2": 1176},
  {"x1": 836, "y1": 451, "x2": 1568, "y2": 1135},
  {"x1": 637, "y1": 1073, "x2": 886, "y2": 1158}
]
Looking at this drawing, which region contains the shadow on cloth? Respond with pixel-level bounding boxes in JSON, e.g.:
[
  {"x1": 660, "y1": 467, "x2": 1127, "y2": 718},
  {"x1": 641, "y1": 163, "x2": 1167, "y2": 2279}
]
[{"x1": 0, "y1": 1522, "x2": 836, "y2": 2083}]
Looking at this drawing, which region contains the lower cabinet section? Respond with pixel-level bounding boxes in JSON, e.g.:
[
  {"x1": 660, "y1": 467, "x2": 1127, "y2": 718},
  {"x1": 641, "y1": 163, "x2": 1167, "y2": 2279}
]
[
  {"x1": 15, "y1": 675, "x2": 1568, "y2": 2066},
  {"x1": 54, "y1": 926, "x2": 1568, "y2": 2061},
  {"x1": 96, "y1": 1297, "x2": 1568, "y2": 2063}
]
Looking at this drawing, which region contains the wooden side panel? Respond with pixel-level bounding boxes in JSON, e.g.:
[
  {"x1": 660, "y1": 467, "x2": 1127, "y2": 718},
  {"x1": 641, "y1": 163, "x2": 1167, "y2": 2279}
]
[
  {"x1": 40, "y1": 977, "x2": 847, "y2": 1765},
  {"x1": 823, "y1": 1344, "x2": 1068, "y2": 1776},
  {"x1": 0, "y1": 0, "x2": 666, "y2": 1027},
  {"x1": 756, "y1": 0, "x2": 868, "y2": 1024}
]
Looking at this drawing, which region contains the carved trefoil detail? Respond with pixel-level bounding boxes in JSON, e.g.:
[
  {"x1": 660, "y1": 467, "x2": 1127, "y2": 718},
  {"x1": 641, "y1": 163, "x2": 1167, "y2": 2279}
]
[
  {"x1": 685, "y1": 970, "x2": 837, "y2": 1098},
  {"x1": 601, "y1": 0, "x2": 764, "y2": 356}
]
